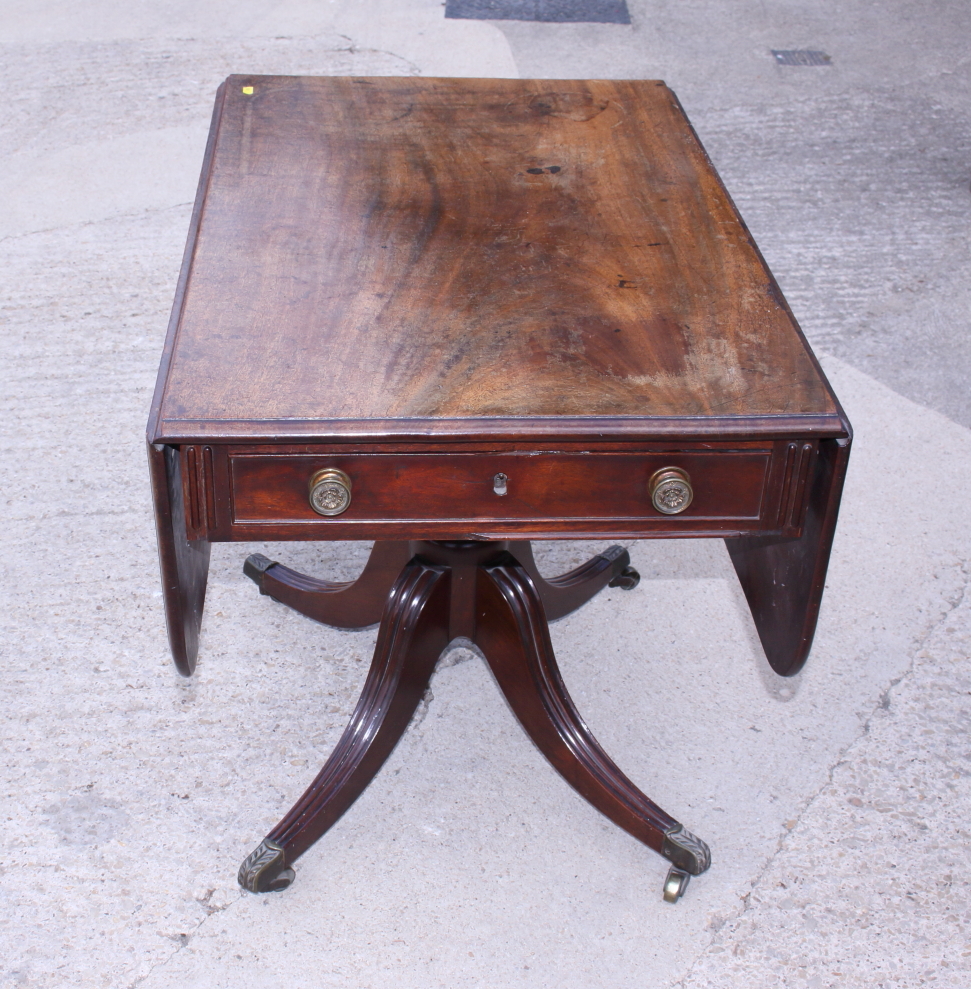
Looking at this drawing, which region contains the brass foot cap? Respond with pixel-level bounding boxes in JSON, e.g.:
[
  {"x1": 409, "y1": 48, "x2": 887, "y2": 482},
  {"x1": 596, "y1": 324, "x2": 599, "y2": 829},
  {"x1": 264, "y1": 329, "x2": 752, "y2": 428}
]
[{"x1": 238, "y1": 839, "x2": 295, "y2": 893}]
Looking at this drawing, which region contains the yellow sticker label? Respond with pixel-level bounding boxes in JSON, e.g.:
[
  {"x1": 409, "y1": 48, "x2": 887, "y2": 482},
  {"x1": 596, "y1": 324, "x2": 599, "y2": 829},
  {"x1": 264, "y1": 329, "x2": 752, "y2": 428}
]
[{"x1": 241, "y1": 86, "x2": 254, "y2": 95}]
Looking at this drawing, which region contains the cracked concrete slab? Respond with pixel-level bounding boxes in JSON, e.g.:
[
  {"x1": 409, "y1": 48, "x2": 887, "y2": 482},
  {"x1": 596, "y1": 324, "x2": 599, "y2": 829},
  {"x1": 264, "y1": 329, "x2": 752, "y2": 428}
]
[
  {"x1": 2, "y1": 2, "x2": 970, "y2": 986},
  {"x1": 3, "y1": 195, "x2": 969, "y2": 984},
  {"x1": 3, "y1": 0, "x2": 518, "y2": 79},
  {"x1": 679, "y1": 572, "x2": 971, "y2": 989}
]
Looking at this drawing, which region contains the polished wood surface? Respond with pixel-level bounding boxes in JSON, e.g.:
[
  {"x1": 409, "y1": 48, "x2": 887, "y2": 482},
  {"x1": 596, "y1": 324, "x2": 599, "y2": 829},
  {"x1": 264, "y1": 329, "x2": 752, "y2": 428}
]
[
  {"x1": 173, "y1": 438, "x2": 822, "y2": 544},
  {"x1": 475, "y1": 555, "x2": 681, "y2": 852},
  {"x1": 146, "y1": 76, "x2": 851, "y2": 681},
  {"x1": 507, "y1": 541, "x2": 641, "y2": 620},
  {"x1": 728, "y1": 436, "x2": 851, "y2": 675},
  {"x1": 147, "y1": 76, "x2": 852, "y2": 898},
  {"x1": 147, "y1": 444, "x2": 209, "y2": 676},
  {"x1": 148, "y1": 76, "x2": 843, "y2": 445},
  {"x1": 229, "y1": 447, "x2": 772, "y2": 526},
  {"x1": 263, "y1": 559, "x2": 452, "y2": 867},
  {"x1": 239, "y1": 542, "x2": 709, "y2": 894},
  {"x1": 243, "y1": 541, "x2": 412, "y2": 630}
]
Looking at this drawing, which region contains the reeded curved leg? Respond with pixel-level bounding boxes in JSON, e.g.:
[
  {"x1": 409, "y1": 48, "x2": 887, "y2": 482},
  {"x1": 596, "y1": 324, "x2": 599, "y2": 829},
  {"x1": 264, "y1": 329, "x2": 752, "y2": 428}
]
[
  {"x1": 243, "y1": 541, "x2": 412, "y2": 630},
  {"x1": 238, "y1": 560, "x2": 450, "y2": 893},
  {"x1": 474, "y1": 556, "x2": 710, "y2": 878},
  {"x1": 508, "y1": 542, "x2": 640, "y2": 622}
]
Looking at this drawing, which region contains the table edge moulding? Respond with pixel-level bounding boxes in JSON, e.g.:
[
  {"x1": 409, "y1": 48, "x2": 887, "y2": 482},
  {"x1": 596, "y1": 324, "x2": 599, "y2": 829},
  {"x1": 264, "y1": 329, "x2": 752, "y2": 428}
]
[{"x1": 147, "y1": 75, "x2": 851, "y2": 904}]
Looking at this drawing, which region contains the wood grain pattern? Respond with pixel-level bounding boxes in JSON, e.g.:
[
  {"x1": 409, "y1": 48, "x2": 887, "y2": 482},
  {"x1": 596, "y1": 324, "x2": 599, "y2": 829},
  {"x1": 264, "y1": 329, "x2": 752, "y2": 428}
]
[
  {"x1": 239, "y1": 541, "x2": 709, "y2": 889},
  {"x1": 147, "y1": 443, "x2": 210, "y2": 676},
  {"x1": 508, "y1": 541, "x2": 636, "y2": 620},
  {"x1": 475, "y1": 556, "x2": 682, "y2": 858},
  {"x1": 147, "y1": 74, "x2": 850, "y2": 691},
  {"x1": 229, "y1": 449, "x2": 771, "y2": 523},
  {"x1": 145, "y1": 78, "x2": 851, "y2": 893},
  {"x1": 727, "y1": 435, "x2": 851, "y2": 676},
  {"x1": 261, "y1": 559, "x2": 451, "y2": 866},
  {"x1": 180, "y1": 439, "x2": 822, "y2": 542},
  {"x1": 245, "y1": 541, "x2": 412, "y2": 629},
  {"x1": 149, "y1": 76, "x2": 843, "y2": 445}
]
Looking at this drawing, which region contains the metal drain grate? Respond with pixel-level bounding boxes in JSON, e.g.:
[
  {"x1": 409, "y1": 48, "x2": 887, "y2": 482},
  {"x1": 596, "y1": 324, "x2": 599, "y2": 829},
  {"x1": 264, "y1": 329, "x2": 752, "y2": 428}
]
[
  {"x1": 771, "y1": 49, "x2": 832, "y2": 66},
  {"x1": 445, "y1": 0, "x2": 631, "y2": 24}
]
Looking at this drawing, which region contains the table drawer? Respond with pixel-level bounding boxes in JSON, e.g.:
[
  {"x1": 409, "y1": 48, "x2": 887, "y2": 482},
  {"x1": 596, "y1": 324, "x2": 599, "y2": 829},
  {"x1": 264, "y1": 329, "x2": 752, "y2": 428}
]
[{"x1": 196, "y1": 444, "x2": 814, "y2": 541}]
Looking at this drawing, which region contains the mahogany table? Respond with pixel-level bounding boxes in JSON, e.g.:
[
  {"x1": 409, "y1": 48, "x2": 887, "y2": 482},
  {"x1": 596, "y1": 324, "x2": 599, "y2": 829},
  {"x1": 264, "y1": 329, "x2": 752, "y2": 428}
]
[{"x1": 147, "y1": 76, "x2": 850, "y2": 903}]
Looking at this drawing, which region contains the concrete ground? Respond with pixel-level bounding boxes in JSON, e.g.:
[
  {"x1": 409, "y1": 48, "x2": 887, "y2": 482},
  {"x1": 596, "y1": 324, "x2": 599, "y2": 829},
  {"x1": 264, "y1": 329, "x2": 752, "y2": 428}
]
[{"x1": 2, "y1": 1, "x2": 969, "y2": 986}]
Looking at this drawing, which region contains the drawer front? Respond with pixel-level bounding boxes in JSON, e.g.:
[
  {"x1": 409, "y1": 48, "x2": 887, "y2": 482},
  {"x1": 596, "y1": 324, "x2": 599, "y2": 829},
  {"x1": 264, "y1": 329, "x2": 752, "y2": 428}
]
[{"x1": 227, "y1": 450, "x2": 773, "y2": 530}]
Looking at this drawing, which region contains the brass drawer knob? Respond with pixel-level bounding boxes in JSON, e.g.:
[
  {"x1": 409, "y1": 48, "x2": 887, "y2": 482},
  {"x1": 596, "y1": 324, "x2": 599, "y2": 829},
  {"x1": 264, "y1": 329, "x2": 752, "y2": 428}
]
[
  {"x1": 650, "y1": 466, "x2": 693, "y2": 515},
  {"x1": 308, "y1": 468, "x2": 352, "y2": 516}
]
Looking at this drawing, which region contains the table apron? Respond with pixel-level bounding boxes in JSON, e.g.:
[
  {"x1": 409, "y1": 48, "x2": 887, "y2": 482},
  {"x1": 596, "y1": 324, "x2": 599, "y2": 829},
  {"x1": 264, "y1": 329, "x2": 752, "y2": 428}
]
[{"x1": 178, "y1": 442, "x2": 818, "y2": 542}]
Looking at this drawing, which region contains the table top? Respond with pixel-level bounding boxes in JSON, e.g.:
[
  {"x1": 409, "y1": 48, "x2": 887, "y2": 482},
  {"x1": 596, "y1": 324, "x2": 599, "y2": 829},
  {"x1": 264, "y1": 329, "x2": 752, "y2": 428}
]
[{"x1": 149, "y1": 76, "x2": 845, "y2": 446}]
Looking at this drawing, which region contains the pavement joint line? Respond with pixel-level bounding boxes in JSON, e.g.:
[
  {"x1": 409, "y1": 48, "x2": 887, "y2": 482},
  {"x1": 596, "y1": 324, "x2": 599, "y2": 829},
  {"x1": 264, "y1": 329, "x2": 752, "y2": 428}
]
[
  {"x1": 107, "y1": 562, "x2": 971, "y2": 989},
  {"x1": 122, "y1": 878, "x2": 251, "y2": 988},
  {"x1": 0, "y1": 201, "x2": 195, "y2": 245},
  {"x1": 905, "y1": 51, "x2": 971, "y2": 85},
  {"x1": 329, "y1": 34, "x2": 423, "y2": 72},
  {"x1": 126, "y1": 905, "x2": 218, "y2": 989},
  {"x1": 669, "y1": 557, "x2": 971, "y2": 989},
  {"x1": 688, "y1": 75, "x2": 959, "y2": 127},
  {"x1": 9, "y1": 510, "x2": 152, "y2": 522},
  {"x1": 3, "y1": 25, "x2": 967, "y2": 975}
]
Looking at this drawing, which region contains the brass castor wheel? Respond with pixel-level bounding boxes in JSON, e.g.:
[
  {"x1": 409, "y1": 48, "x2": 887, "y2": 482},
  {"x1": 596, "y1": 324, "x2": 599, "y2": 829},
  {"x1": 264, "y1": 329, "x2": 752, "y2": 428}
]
[
  {"x1": 608, "y1": 565, "x2": 640, "y2": 590},
  {"x1": 662, "y1": 867, "x2": 691, "y2": 903}
]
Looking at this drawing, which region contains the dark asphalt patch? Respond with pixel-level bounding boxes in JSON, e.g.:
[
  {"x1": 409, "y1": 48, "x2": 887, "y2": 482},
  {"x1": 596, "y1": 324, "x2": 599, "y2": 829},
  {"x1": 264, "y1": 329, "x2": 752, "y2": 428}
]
[{"x1": 445, "y1": 0, "x2": 631, "y2": 25}]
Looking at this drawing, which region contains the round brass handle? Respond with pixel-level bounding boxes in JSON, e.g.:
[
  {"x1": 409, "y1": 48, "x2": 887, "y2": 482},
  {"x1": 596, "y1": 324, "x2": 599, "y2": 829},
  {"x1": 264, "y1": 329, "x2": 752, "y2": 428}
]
[
  {"x1": 649, "y1": 466, "x2": 693, "y2": 515},
  {"x1": 308, "y1": 468, "x2": 352, "y2": 516}
]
